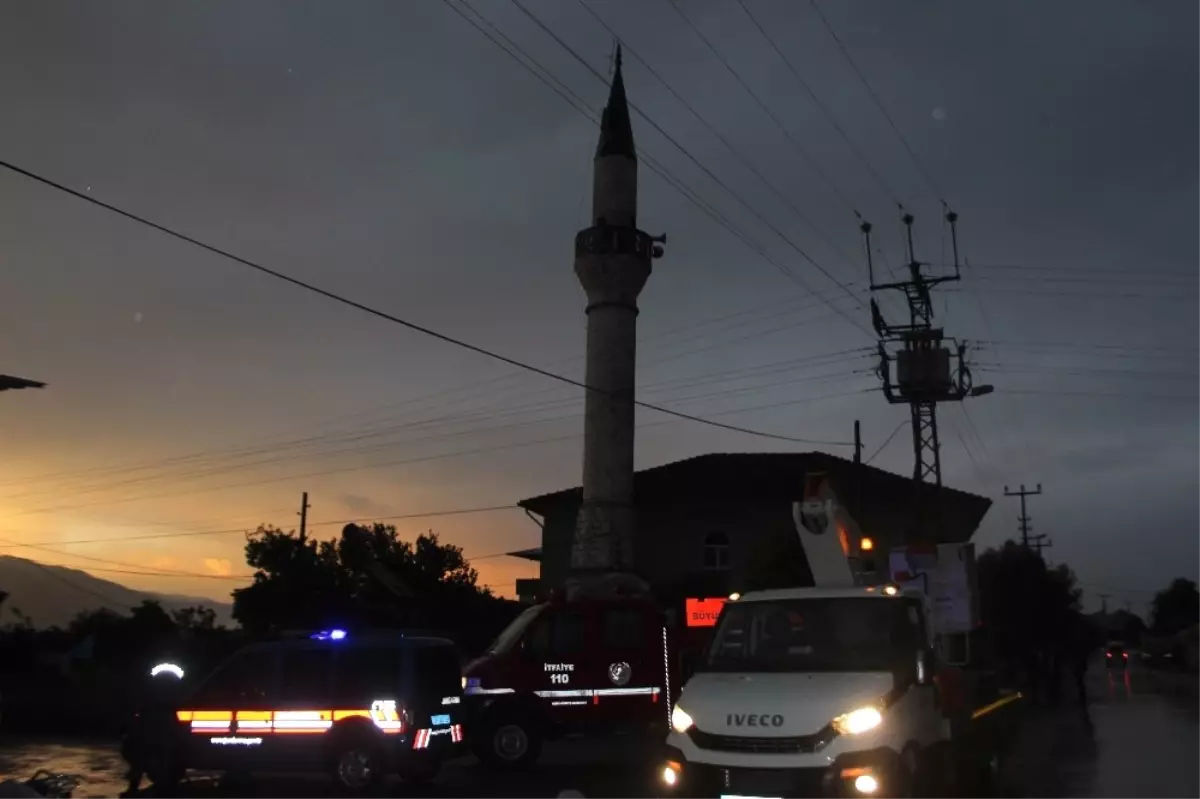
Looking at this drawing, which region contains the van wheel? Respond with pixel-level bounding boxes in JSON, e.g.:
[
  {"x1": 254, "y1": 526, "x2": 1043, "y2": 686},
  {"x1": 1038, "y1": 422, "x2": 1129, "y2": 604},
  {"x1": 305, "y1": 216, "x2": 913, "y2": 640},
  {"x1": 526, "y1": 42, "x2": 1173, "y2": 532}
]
[
  {"x1": 329, "y1": 731, "x2": 386, "y2": 794},
  {"x1": 474, "y1": 714, "x2": 542, "y2": 771}
]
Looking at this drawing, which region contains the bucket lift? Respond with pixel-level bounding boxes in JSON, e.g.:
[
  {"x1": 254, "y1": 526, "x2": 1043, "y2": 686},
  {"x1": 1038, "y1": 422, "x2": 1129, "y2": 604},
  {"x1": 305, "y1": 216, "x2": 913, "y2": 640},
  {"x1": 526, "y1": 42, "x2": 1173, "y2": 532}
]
[{"x1": 791, "y1": 472, "x2": 876, "y2": 588}]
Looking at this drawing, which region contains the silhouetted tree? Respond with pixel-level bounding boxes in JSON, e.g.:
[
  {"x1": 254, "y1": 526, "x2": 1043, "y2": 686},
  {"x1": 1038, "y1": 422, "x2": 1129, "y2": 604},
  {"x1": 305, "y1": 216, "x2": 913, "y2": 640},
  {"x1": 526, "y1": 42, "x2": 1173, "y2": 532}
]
[
  {"x1": 1150, "y1": 578, "x2": 1200, "y2": 636},
  {"x1": 232, "y1": 522, "x2": 519, "y2": 653},
  {"x1": 171, "y1": 605, "x2": 219, "y2": 631},
  {"x1": 976, "y1": 542, "x2": 1086, "y2": 661},
  {"x1": 67, "y1": 607, "x2": 125, "y2": 638}
]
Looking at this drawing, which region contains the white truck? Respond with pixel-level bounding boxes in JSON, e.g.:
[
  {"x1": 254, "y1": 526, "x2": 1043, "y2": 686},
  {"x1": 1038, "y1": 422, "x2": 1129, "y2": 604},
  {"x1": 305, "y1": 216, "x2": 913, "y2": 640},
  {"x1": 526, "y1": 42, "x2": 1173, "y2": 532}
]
[{"x1": 659, "y1": 485, "x2": 1017, "y2": 798}]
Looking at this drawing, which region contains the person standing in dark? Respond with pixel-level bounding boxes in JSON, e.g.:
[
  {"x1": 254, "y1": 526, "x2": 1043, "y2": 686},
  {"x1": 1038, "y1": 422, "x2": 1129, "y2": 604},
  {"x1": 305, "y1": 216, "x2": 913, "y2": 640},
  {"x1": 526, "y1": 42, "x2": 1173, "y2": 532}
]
[
  {"x1": 1069, "y1": 623, "x2": 1094, "y2": 709},
  {"x1": 120, "y1": 667, "x2": 186, "y2": 797}
]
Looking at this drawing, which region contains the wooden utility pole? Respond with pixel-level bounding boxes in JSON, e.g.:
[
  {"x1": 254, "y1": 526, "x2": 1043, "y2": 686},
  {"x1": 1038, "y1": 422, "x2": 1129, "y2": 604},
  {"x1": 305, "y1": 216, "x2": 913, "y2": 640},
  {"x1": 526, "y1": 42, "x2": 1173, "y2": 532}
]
[
  {"x1": 298, "y1": 491, "x2": 311, "y2": 542},
  {"x1": 1004, "y1": 483, "x2": 1042, "y2": 549},
  {"x1": 1029, "y1": 534, "x2": 1052, "y2": 558},
  {"x1": 853, "y1": 420, "x2": 863, "y2": 464}
]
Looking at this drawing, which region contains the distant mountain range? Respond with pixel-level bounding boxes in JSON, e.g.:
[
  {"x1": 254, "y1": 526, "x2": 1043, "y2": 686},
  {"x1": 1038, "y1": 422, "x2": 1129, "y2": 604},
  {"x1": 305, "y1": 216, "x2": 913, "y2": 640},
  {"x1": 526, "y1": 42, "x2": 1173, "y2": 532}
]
[{"x1": 0, "y1": 555, "x2": 235, "y2": 629}]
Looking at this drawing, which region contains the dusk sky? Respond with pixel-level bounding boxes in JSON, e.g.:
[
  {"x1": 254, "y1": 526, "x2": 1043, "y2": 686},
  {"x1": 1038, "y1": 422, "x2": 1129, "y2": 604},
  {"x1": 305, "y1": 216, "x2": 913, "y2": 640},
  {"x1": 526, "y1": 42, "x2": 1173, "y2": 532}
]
[{"x1": 0, "y1": 0, "x2": 1195, "y2": 615}]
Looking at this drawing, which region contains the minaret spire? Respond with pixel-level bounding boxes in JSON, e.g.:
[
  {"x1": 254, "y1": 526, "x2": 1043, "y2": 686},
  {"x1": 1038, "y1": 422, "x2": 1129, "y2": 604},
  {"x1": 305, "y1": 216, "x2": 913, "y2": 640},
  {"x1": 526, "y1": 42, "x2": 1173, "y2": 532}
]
[{"x1": 596, "y1": 43, "x2": 635, "y2": 159}]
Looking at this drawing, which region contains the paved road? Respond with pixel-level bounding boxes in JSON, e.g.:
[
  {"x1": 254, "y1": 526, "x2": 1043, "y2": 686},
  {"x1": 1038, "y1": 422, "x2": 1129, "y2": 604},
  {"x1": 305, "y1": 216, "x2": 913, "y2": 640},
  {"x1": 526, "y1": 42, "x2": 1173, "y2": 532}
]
[
  {"x1": 2, "y1": 662, "x2": 1195, "y2": 797},
  {"x1": 0, "y1": 734, "x2": 656, "y2": 798},
  {"x1": 1001, "y1": 659, "x2": 1199, "y2": 798}
]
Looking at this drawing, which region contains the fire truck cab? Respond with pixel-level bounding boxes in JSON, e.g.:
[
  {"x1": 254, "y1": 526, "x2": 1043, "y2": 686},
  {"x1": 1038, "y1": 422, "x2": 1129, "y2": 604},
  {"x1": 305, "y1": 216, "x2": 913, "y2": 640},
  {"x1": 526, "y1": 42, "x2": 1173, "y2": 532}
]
[{"x1": 462, "y1": 595, "x2": 675, "y2": 770}]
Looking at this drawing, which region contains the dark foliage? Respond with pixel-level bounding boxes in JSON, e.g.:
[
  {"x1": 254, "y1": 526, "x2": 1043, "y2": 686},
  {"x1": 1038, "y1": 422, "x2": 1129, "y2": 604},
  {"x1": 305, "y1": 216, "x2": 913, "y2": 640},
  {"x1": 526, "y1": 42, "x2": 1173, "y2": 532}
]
[
  {"x1": 231, "y1": 522, "x2": 520, "y2": 656},
  {"x1": 1150, "y1": 577, "x2": 1199, "y2": 636}
]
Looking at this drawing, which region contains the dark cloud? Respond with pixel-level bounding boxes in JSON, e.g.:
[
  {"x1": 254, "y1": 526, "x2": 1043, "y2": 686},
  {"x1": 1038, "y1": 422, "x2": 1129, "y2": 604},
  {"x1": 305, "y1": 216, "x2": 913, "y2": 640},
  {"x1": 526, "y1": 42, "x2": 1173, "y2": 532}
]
[{"x1": 0, "y1": 0, "x2": 1194, "y2": 606}]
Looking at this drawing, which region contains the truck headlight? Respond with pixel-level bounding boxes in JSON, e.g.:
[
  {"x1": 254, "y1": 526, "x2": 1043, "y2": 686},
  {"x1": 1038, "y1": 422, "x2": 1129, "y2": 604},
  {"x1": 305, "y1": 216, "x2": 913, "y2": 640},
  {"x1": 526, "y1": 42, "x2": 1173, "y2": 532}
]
[
  {"x1": 670, "y1": 704, "x2": 694, "y2": 733},
  {"x1": 832, "y1": 706, "x2": 883, "y2": 735}
]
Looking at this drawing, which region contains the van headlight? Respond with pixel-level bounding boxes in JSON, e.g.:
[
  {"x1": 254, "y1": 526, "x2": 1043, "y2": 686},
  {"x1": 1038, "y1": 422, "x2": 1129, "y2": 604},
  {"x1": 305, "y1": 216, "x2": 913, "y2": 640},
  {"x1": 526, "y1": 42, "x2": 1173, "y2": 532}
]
[
  {"x1": 670, "y1": 704, "x2": 694, "y2": 733},
  {"x1": 831, "y1": 706, "x2": 883, "y2": 735}
]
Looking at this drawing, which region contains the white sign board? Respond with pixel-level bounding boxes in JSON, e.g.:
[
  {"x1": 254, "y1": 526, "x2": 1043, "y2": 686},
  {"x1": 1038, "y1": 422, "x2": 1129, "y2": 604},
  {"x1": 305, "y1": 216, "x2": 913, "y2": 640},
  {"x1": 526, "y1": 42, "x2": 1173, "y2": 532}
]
[{"x1": 889, "y1": 543, "x2": 978, "y2": 634}]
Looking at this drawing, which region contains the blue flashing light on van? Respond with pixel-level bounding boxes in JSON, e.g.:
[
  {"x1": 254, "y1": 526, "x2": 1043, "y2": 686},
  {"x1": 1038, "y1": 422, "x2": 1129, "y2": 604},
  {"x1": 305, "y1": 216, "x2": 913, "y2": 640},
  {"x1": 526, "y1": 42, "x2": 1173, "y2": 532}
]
[{"x1": 310, "y1": 628, "x2": 348, "y2": 641}]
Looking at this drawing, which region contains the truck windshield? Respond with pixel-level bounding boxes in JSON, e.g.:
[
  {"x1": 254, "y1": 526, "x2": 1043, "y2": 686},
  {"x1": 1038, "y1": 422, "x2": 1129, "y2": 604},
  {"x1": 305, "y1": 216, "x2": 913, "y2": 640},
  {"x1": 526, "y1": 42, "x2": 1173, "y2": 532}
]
[
  {"x1": 701, "y1": 597, "x2": 923, "y2": 673},
  {"x1": 486, "y1": 605, "x2": 545, "y2": 655}
]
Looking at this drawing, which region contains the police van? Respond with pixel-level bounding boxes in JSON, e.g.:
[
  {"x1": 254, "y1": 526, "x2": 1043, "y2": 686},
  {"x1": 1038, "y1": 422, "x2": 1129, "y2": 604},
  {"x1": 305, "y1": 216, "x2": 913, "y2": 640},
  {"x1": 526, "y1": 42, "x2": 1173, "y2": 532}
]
[{"x1": 147, "y1": 629, "x2": 465, "y2": 792}]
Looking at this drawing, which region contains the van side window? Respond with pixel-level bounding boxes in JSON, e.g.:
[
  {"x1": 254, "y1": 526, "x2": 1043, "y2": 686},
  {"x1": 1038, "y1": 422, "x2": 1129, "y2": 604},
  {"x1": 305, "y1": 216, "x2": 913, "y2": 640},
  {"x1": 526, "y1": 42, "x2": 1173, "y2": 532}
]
[
  {"x1": 527, "y1": 611, "x2": 586, "y2": 659},
  {"x1": 279, "y1": 648, "x2": 334, "y2": 702},
  {"x1": 191, "y1": 651, "x2": 277, "y2": 706},
  {"x1": 332, "y1": 647, "x2": 402, "y2": 704},
  {"x1": 603, "y1": 608, "x2": 644, "y2": 651}
]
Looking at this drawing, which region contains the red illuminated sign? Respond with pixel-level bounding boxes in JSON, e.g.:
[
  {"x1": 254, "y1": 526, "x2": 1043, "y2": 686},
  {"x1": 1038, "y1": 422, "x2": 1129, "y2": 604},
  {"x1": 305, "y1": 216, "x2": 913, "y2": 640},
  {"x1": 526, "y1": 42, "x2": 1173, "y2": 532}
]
[{"x1": 686, "y1": 597, "x2": 727, "y2": 628}]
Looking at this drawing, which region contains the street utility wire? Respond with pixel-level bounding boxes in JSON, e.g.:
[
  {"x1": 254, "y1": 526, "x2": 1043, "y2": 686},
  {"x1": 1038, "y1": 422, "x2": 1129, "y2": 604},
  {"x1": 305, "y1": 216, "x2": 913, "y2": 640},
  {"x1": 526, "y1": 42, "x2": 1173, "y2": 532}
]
[
  {"x1": 664, "y1": 0, "x2": 860, "y2": 217},
  {"x1": 502, "y1": 0, "x2": 872, "y2": 337},
  {"x1": 1, "y1": 504, "x2": 525, "y2": 549},
  {"x1": 735, "y1": 0, "x2": 906, "y2": 210},
  {"x1": 808, "y1": 0, "x2": 946, "y2": 205},
  {"x1": 0, "y1": 158, "x2": 852, "y2": 448},
  {"x1": 574, "y1": 0, "x2": 863, "y2": 280},
  {"x1": 444, "y1": 0, "x2": 828, "y2": 327},
  {"x1": 864, "y1": 420, "x2": 906, "y2": 465}
]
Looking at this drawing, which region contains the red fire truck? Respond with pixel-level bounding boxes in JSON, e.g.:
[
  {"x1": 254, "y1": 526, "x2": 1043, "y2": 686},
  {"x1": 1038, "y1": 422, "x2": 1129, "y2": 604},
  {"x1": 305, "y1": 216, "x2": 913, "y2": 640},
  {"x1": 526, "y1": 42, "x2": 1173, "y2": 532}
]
[{"x1": 461, "y1": 593, "x2": 685, "y2": 770}]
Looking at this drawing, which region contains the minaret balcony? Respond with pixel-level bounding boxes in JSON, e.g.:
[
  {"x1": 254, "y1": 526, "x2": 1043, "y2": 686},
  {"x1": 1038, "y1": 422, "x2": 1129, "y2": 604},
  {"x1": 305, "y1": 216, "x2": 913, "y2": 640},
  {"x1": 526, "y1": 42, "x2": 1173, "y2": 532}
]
[{"x1": 575, "y1": 225, "x2": 655, "y2": 260}]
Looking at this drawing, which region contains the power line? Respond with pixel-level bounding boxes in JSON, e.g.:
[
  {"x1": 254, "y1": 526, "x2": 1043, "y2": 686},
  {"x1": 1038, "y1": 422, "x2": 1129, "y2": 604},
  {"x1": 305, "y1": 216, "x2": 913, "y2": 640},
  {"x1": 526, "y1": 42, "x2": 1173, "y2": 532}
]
[
  {"x1": 808, "y1": 0, "x2": 945, "y2": 204},
  {"x1": 0, "y1": 288, "x2": 861, "y2": 495},
  {"x1": 949, "y1": 285, "x2": 1192, "y2": 303},
  {"x1": 2, "y1": 384, "x2": 878, "y2": 540},
  {"x1": 734, "y1": 0, "x2": 905, "y2": 209},
  {"x1": 501, "y1": 0, "x2": 872, "y2": 337},
  {"x1": 3, "y1": 532, "x2": 529, "y2": 580},
  {"x1": 864, "y1": 420, "x2": 906, "y2": 465},
  {"x1": 979, "y1": 363, "x2": 1197, "y2": 380},
  {"x1": 665, "y1": 0, "x2": 860, "y2": 216},
  {"x1": 1006, "y1": 387, "x2": 1197, "y2": 402},
  {"x1": 8, "y1": 381, "x2": 875, "y2": 520},
  {"x1": 573, "y1": 0, "x2": 864, "y2": 283},
  {"x1": 969, "y1": 261, "x2": 1196, "y2": 279},
  {"x1": 0, "y1": 538, "x2": 252, "y2": 581},
  {"x1": 979, "y1": 339, "x2": 1198, "y2": 355},
  {"x1": 1, "y1": 505, "x2": 522, "y2": 549},
  {"x1": 0, "y1": 158, "x2": 854, "y2": 448},
  {"x1": 0, "y1": 362, "x2": 871, "y2": 515},
  {"x1": 445, "y1": 0, "x2": 835, "y2": 323},
  {"x1": 971, "y1": 272, "x2": 1196, "y2": 288},
  {"x1": 7, "y1": 556, "x2": 135, "y2": 611}
]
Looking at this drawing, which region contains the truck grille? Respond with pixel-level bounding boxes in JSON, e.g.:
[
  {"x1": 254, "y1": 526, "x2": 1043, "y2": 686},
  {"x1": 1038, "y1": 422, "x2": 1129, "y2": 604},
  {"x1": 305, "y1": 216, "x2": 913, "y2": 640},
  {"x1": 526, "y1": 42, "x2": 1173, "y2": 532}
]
[
  {"x1": 686, "y1": 724, "x2": 835, "y2": 754},
  {"x1": 683, "y1": 763, "x2": 831, "y2": 797}
]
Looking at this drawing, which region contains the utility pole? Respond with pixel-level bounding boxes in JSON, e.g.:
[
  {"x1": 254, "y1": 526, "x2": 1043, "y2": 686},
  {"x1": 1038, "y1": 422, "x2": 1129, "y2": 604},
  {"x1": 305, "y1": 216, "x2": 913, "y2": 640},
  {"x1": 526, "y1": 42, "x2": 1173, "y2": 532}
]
[
  {"x1": 861, "y1": 211, "x2": 992, "y2": 541},
  {"x1": 297, "y1": 491, "x2": 311, "y2": 542},
  {"x1": 1029, "y1": 534, "x2": 1052, "y2": 559},
  {"x1": 1098, "y1": 593, "x2": 1111, "y2": 616},
  {"x1": 852, "y1": 420, "x2": 863, "y2": 521},
  {"x1": 1004, "y1": 483, "x2": 1042, "y2": 549}
]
